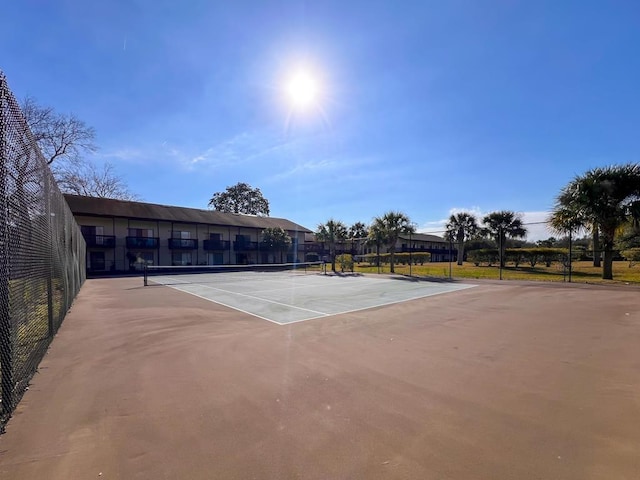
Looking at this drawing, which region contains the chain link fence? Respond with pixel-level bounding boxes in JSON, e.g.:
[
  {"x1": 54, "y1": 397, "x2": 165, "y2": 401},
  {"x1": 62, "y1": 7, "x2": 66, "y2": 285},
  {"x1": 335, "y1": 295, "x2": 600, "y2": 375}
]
[{"x1": 1, "y1": 72, "x2": 86, "y2": 430}]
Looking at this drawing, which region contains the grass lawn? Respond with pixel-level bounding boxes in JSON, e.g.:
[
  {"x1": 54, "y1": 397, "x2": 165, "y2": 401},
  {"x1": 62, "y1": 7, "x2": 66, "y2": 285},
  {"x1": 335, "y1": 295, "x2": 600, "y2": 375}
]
[{"x1": 351, "y1": 260, "x2": 640, "y2": 284}]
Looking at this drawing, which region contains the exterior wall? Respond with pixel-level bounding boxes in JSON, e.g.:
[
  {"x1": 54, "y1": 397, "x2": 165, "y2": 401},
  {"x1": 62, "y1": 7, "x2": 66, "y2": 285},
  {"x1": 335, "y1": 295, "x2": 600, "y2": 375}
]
[{"x1": 73, "y1": 214, "x2": 308, "y2": 272}]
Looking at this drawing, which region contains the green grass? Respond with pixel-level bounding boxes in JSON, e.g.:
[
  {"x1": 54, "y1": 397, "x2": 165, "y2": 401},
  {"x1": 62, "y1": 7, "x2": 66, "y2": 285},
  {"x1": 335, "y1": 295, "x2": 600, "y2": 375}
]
[{"x1": 352, "y1": 260, "x2": 640, "y2": 284}]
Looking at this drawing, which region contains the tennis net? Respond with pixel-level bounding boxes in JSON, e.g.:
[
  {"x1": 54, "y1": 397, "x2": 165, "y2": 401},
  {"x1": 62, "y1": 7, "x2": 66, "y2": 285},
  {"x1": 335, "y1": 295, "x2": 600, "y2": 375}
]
[{"x1": 143, "y1": 261, "x2": 326, "y2": 286}]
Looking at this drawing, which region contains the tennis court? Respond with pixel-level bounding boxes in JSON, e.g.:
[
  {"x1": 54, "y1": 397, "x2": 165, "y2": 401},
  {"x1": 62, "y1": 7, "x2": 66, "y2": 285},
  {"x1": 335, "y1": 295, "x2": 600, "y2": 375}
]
[
  {"x1": 1, "y1": 276, "x2": 639, "y2": 479},
  {"x1": 144, "y1": 264, "x2": 476, "y2": 324}
]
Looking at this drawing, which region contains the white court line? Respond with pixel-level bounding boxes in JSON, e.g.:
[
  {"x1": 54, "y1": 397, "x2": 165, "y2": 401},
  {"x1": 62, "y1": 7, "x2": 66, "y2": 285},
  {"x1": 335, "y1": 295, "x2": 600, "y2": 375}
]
[
  {"x1": 164, "y1": 285, "x2": 285, "y2": 325},
  {"x1": 246, "y1": 277, "x2": 444, "y2": 296},
  {"x1": 151, "y1": 275, "x2": 477, "y2": 326},
  {"x1": 153, "y1": 276, "x2": 330, "y2": 317},
  {"x1": 276, "y1": 284, "x2": 478, "y2": 325}
]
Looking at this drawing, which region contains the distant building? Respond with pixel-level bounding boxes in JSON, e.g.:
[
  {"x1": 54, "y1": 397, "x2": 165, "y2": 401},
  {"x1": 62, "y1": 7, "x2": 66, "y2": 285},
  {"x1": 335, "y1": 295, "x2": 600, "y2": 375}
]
[
  {"x1": 304, "y1": 231, "x2": 455, "y2": 262},
  {"x1": 396, "y1": 233, "x2": 455, "y2": 262},
  {"x1": 64, "y1": 195, "x2": 311, "y2": 273}
]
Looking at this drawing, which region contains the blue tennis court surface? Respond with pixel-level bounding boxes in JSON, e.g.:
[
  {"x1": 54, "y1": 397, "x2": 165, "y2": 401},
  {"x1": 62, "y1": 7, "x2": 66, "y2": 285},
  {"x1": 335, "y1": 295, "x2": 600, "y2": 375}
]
[{"x1": 148, "y1": 271, "x2": 476, "y2": 324}]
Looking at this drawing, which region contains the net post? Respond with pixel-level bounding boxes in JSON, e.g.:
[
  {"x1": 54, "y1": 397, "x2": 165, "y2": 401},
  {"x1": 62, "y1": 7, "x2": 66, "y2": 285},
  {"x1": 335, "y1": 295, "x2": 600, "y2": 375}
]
[{"x1": 143, "y1": 264, "x2": 148, "y2": 286}]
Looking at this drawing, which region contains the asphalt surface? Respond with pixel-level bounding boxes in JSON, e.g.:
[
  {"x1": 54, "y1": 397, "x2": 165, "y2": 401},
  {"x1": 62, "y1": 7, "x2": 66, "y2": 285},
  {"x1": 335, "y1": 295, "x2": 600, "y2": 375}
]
[{"x1": 1, "y1": 276, "x2": 639, "y2": 479}]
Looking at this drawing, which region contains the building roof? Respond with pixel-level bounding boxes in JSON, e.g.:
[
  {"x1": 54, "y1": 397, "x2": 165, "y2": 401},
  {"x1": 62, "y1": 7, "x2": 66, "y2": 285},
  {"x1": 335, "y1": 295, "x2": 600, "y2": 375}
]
[
  {"x1": 398, "y1": 232, "x2": 448, "y2": 243},
  {"x1": 64, "y1": 195, "x2": 312, "y2": 233},
  {"x1": 303, "y1": 232, "x2": 447, "y2": 244}
]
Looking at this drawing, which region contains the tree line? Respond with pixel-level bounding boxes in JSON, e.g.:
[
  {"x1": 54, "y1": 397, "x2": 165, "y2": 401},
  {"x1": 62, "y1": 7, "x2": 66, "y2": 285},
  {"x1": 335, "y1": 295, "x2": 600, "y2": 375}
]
[{"x1": 211, "y1": 165, "x2": 639, "y2": 281}]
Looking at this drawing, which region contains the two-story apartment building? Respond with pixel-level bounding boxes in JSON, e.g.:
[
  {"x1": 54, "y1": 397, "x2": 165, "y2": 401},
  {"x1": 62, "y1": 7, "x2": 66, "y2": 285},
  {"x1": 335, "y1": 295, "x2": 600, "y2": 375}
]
[
  {"x1": 396, "y1": 233, "x2": 455, "y2": 262},
  {"x1": 64, "y1": 195, "x2": 312, "y2": 273}
]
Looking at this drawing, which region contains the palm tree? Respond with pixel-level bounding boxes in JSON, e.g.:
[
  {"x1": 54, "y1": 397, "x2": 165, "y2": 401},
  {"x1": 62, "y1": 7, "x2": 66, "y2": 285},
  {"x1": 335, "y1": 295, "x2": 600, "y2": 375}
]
[
  {"x1": 348, "y1": 222, "x2": 368, "y2": 256},
  {"x1": 367, "y1": 220, "x2": 386, "y2": 269},
  {"x1": 481, "y1": 211, "x2": 528, "y2": 268},
  {"x1": 446, "y1": 212, "x2": 479, "y2": 266},
  {"x1": 552, "y1": 164, "x2": 640, "y2": 279},
  {"x1": 316, "y1": 219, "x2": 348, "y2": 272},
  {"x1": 371, "y1": 211, "x2": 415, "y2": 273}
]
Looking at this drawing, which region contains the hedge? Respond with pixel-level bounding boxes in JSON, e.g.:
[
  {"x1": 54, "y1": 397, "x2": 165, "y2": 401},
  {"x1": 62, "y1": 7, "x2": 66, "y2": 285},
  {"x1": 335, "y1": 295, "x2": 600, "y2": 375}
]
[
  {"x1": 467, "y1": 248, "x2": 568, "y2": 267},
  {"x1": 359, "y1": 252, "x2": 431, "y2": 265}
]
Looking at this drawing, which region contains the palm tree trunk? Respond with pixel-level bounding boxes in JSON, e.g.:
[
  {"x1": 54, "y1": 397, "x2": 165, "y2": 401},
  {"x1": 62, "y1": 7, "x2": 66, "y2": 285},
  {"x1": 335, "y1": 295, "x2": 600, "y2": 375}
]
[
  {"x1": 499, "y1": 236, "x2": 506, "y2": 269},
  {"x1": 602, "y1": 249, "x2": 613, "y2": 280},
  {"x1": 601, "y1": 229, "x2": 615, "y2": 280},
  {"x1": 593, "y1": 226, "x2": 601, "y2": 267},
  {"x1": 457, "y1": 240, "x2": 464, "y2": 266},
  {"x1": 390, "y1": 247, "x2": 395, "y2": 273},
  {"x1": 330, "y1": 244, "x2": 336, "y2": 272}
]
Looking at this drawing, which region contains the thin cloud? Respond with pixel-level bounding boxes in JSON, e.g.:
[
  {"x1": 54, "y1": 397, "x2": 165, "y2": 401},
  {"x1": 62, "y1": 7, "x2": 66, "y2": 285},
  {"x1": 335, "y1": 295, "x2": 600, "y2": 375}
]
[
  {"x1": 268, "y1": 158, "x2": 338, "y2": 182},
  {"x1": 185, "y1": 129, "x2": 345, "y2": 172},
  {"x1": 96, "y1": 147, "x2": 146, "y2": 162},
  {"x1": 186, "y1": 131, "x2": 306, "y2": 170}
]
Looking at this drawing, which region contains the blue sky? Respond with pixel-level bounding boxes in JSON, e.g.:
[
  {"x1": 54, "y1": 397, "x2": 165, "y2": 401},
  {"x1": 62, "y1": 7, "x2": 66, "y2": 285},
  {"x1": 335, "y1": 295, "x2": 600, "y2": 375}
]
[{"x1": 3, "y1": 1, "x2": 640, "y2": 239}]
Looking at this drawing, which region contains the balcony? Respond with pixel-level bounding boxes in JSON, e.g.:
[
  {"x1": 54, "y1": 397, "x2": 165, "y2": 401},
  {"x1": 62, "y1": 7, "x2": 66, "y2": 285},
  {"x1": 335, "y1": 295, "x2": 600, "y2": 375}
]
[
  {"x1": 400, "y1": 246, "x2": 456, "y2": 254},
  {"x1": 83, "y1": 234, "x2": 116, "y2": 248},
  {"x1": 203, "y1": 240, "x2": 230, "y2": 251},
  {"x1": 126, "y1": 236, "x2": 159, "y2": 249},
  {"x1": 168, "y1": 238, "x2": 198, "y2": 249},
  {"x1": 233, "y1": 241, "x2": 259, "y2": 251}
]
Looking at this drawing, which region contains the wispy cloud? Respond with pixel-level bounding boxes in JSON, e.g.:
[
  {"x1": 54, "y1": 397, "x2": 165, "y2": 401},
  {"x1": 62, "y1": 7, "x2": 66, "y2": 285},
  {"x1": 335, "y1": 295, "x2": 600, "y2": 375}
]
[
  {"x1": 186, "y1": 131, "x2": 302, "y2": 170},
  {"x1": 96, "y1": 147, "x2": 147, "y2": 162},
  {"x1": 267, "y1": 158, "x2": 339, "y2": 182}
]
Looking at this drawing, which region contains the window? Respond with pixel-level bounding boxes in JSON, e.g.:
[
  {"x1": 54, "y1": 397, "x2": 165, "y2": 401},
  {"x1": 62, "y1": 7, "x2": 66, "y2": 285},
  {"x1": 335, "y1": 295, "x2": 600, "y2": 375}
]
[
  {"x1": 208, "y1": 253, "x2": 223, "y2": 265},
  {"x1": 81, "y1": 225, "x2": 104, "y2": 236},
  {"x1": 128, "y1": 228, "x2": 154, "y2": 237},
  {"x1": 172, "y1": 252, "x2": 192, "y2": 266},
  {"x1": 139, "y1": 252, "x2": 154, "y2": 265},
  {"x1": 88, "y1": 251, "x2": 105, "y2": 270},
  {"x1": 173, "y1": 231, "x2": 191, "y2": 239},
  {"x1": 81, "y1": 225, "x2": 105, "y2": 244},
  {"x1": 209, "y1": 233, "x2": 221, "y2": 241}
]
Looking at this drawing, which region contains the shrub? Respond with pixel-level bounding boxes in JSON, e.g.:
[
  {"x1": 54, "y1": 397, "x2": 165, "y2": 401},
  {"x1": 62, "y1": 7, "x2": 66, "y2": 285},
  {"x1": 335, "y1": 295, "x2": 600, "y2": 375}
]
[
  {"x1": 621, "y1": 248, "x2": 640, "y2": 267},
  {"x1": 336, "y1": 253, "x2": 354, "y2": 272}
]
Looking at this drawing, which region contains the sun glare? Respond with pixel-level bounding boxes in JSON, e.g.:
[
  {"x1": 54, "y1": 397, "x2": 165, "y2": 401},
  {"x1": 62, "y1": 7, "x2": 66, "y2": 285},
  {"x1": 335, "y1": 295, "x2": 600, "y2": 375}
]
[{"x1": 286, "y1": 70, "x2": 319, "y2": 109}]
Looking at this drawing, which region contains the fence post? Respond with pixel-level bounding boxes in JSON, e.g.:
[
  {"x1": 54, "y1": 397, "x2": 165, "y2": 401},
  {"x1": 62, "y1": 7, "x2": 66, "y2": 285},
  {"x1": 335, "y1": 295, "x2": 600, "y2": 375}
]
[
  {"x1": 44, "y1": 173, "x2": 55, "y2": 336},
  {"x1": 0, "y1": 74, "x2": 15, "y2": 416},
  {"x1": 448, "y1": 237, "x2": 452, "y2": 280},
  {"x1": 499, "y1": 227, "x2": 503, "y2": 280},
  {"x1": 568, "y1": 230, "x2": 573, "y2": 283}
]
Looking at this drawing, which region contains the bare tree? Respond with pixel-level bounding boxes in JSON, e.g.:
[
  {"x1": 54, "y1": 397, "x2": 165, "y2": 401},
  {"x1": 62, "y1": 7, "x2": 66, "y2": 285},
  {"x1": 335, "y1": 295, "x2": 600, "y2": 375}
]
[
  {"x1": 57, "y1": 162, "x2": 138, "y2": 200},
  {"x1": 21, "y1": 96, "x2": 139, "y2": 200},
  {"x1": 21, "y1": 95, "x2": 96, "y2": 166}
]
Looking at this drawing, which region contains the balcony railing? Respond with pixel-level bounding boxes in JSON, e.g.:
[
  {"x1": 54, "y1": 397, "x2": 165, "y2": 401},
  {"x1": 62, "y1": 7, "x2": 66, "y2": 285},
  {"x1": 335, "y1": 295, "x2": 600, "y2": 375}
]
[
  {"x1": 83, "y1": 234, "x2": 116, "y2": 248},
  {"x1": 233, "y1": 241, "x2": 259, "y2": 251},
  {"x1": 400, "y1": 246, "x2": 455, "y2": 253},
  {"x1": 168, "y1": 238, "x2": 198, "y2": 249},
  {"x1": 203, "y1": 240, "x2": 230, "y2": 251},
  {"x1": 126, "y1": 236, "x2": 159, "y2": 249}
]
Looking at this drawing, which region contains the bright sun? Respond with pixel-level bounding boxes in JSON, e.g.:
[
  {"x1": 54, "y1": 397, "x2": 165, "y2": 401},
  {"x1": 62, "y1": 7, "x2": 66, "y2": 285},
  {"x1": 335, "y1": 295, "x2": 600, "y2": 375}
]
[{"x1": 286, "y1": 70, "x2": 319, "y2": 109}]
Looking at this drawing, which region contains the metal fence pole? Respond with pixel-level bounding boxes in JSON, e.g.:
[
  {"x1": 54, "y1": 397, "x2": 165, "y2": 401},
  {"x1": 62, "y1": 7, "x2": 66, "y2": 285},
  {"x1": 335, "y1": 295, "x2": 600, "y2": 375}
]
[
  {"x1": 45, "y1": 173, "x2": 55, "y2": 336},
  {"x1": 499, "y1": 227, "x2": 503, "y2": 280},
  {"x1": 409, "y1": 231, "x2": 412, "y2": 277},
  {"x1": 568, "y1": 230, "x2": 573, "y2": 283},
  {"x1": 448, "y1": 237, "x2": 452, "y2": 280}
]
